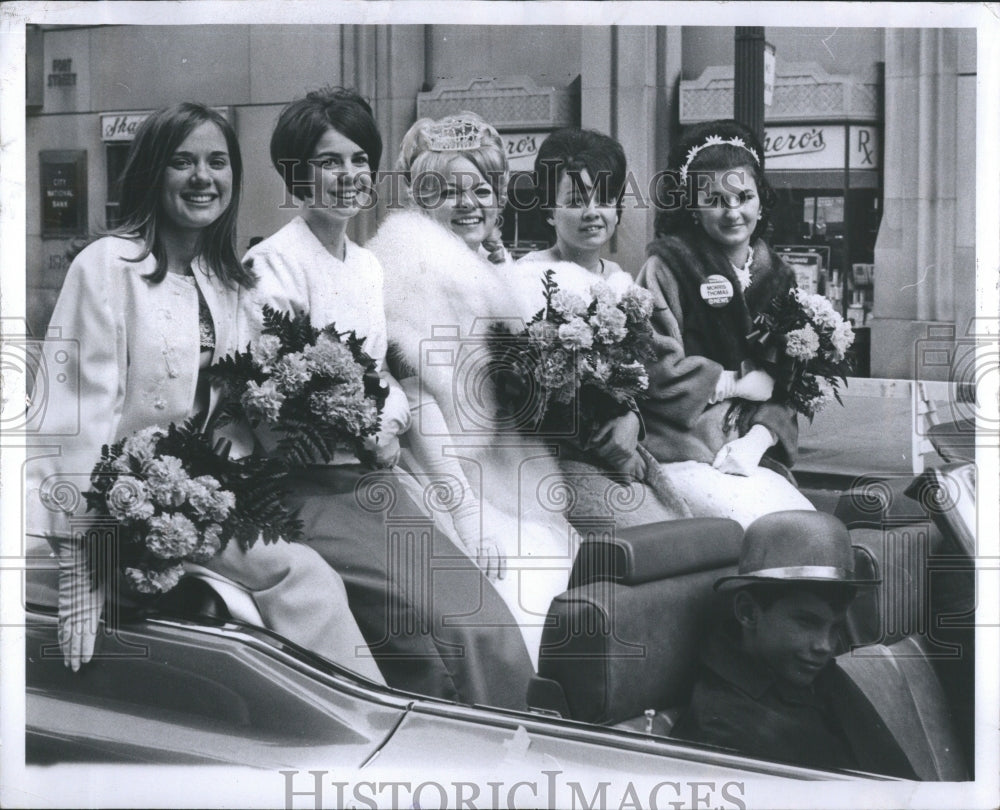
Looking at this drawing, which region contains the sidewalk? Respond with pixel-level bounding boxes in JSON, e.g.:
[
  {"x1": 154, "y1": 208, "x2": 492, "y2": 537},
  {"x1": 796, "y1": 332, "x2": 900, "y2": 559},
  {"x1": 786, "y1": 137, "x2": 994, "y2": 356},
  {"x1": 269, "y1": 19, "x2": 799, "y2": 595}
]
[{"x1": 794, "y1": 379, "x2": 953, "y2": 485}]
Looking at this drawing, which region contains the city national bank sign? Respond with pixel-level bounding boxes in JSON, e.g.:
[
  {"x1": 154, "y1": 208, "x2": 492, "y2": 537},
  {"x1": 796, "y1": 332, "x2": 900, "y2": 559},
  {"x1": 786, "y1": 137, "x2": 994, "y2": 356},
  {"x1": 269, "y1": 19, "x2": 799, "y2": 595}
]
[{"x1": 764, "y1": 125, "x2": 880, "y2": 170}]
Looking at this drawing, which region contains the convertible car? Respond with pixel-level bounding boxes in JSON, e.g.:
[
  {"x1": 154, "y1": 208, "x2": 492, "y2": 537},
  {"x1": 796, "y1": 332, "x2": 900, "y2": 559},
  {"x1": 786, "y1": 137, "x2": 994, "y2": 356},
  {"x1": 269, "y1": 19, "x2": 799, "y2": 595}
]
[{"x1": 23, "y1": 457, "x2": 976, "y2": 801}]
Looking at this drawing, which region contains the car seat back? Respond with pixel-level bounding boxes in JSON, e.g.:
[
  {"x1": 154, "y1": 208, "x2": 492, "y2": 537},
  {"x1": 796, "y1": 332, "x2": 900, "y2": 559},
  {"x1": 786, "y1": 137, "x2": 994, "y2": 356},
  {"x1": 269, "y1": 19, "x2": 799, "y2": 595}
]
[
  {"x1": 531, "y1": 517, "x2": 886, "y2": 729},
  {"x1": 533, "y1": 518, "x2": 743, "y2": 725}
]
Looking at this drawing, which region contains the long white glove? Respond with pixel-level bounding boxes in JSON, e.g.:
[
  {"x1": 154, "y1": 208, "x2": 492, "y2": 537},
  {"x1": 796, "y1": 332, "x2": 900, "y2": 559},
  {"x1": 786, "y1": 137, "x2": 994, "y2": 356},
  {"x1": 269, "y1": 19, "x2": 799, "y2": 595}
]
[
  {"x1": 54, "y1": 536, "x2": 104, "y2": 671},
  {"x1": 712, "y1": 424, "x2": 776, "y2": 476},
  {"x1": 398, "y1": 378, "x2": 506, "y2": 581}
]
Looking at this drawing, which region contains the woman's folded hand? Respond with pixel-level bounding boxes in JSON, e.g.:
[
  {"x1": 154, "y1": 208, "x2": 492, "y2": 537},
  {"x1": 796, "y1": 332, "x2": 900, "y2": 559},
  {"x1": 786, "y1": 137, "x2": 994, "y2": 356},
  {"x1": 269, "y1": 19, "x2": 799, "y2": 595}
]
[
  {"x1": 712, "y1": 424, "x2": 776, "y2": 476},
  {"x1": 362, "y1": 432, "x2": 401, "y2": 469},
  {"x1": 617, "y1": 450, "x2": 648, "y2": 481},
  {"x1": 590, "y1": 411, "x2": 642, "y2": 471}
]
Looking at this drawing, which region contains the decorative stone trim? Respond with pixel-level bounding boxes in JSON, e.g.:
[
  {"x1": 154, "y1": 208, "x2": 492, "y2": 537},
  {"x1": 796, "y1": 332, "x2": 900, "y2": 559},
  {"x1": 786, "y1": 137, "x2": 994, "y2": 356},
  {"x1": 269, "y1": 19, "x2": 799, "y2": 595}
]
[
  {"x1": 680, "y1": 62, "x2": 879, "y2": 124},
  {"x1": 417, "y1": 75, "x2": 577, "y2": 131}
]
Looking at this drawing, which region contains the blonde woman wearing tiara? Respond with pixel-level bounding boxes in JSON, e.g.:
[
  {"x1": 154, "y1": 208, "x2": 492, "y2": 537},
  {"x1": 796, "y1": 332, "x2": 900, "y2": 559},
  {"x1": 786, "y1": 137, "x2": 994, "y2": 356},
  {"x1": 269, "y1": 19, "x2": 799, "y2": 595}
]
[
  {"x1": 243, "y1": 91, "x2": 534, "y2": 707},
  {"x1": 369, "y1": 112, "x2": 586, "y2": 668},
  {"x1": 637, "y1": 119, "x2": 814, "y2": 527}
]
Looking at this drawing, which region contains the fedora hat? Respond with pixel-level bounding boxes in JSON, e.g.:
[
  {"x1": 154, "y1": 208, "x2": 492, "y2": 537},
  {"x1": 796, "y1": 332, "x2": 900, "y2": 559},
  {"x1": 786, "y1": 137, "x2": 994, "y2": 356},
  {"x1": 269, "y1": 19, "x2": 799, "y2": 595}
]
[{"x1": 715, "y1": 511, "x2": 876, "y2": 591}]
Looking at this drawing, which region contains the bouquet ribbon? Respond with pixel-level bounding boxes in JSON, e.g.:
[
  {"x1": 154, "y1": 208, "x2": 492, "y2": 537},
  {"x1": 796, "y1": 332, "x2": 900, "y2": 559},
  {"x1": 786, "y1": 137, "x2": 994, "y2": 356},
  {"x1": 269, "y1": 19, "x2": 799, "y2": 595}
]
[
  {"x1": 745, "y1": 314, "x2": 785, "y2": 367},
  {"x1": 363, "y1": 371, "x2": 390, "y2": 405}
]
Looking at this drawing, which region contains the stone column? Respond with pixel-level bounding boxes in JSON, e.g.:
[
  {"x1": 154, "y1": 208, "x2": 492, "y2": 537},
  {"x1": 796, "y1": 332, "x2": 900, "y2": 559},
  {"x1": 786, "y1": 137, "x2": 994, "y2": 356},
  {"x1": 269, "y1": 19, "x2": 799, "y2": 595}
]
[
  {"x1": 341, "y1": 25, "x2": 426, "y2": 244},
  {"x1": 581, "y1": 27, "x2": 682, "y2": 277},
  {"x1": 871, "y1": 29, "x2": 972, "y2": 380}
]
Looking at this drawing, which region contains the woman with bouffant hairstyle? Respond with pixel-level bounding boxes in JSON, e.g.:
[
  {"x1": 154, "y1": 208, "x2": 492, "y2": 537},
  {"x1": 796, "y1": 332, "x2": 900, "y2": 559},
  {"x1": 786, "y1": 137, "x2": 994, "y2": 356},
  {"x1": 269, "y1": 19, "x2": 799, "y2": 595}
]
[
  {"x1": 394, "y1": 111, "x2": 510, "y2": 263},
  {"x1": 637, "y1": 119, "x2": 814, "y2": 527}
]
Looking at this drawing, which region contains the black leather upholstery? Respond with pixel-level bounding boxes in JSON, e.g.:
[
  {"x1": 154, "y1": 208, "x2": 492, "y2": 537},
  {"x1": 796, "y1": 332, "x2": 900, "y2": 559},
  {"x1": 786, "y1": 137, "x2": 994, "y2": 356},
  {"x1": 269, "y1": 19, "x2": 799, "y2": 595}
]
[
  {"x1": 834, "y1": 474, "x2": 927, "y2": 529},
  {"x1": 569, "y1": 518, "x2": 745, "y2": 588},
  {"x1": 537, "y1": 518, "x2": 743, "y2": 725},
  {"x1": 154, "y1": 576, "x2": 232, "y2": 620},
  {"x1": 536, "y1": 518, "x2": 885, "y2": 727}
]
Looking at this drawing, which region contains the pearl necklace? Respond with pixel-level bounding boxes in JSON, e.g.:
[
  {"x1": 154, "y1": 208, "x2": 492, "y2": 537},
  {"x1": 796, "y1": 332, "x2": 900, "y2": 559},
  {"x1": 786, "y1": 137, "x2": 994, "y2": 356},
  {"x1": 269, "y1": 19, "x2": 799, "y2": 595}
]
[{"x1": 731, "y1": 244, "x2": 754, "y2": 291}]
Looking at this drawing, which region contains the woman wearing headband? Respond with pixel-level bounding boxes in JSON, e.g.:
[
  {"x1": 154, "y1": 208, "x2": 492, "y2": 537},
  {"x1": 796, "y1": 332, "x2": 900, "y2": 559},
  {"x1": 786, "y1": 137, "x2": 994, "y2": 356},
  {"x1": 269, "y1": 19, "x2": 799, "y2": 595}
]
[{"x1": 637, "y1": 119, "x2": 814, "y2": 527}]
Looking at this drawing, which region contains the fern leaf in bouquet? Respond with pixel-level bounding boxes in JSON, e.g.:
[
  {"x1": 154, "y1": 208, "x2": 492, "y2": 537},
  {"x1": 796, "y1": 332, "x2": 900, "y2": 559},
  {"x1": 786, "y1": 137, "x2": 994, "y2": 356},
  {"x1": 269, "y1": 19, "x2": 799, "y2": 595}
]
[
  {"x1": 209, "y1": 305, "x2": 389, "y2": 465},
  {"x1": 82, "y1": 418, "x2": 301, "y2": 595}
]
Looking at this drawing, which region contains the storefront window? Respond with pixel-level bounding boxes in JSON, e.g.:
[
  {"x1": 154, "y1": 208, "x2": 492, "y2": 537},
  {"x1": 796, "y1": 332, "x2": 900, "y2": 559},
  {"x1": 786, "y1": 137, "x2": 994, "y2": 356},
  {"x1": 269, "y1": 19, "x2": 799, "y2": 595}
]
[
  {"x1": 501, "y1": 171, "x2": 550, "y2": 258},
  {"x1": 498, "y1": 132, "x2": 553, "y2": 258},
  {"x1": 104, "y1": 142, "x2": 130, "y2": 229}
]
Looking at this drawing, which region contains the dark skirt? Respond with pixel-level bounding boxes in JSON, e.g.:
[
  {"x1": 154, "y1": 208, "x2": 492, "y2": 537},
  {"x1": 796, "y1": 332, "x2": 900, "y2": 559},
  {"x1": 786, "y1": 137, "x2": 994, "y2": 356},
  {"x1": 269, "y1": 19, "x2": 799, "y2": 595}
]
[{"x1": 285, "y1": 464, "x2": 535, "y2": 711}]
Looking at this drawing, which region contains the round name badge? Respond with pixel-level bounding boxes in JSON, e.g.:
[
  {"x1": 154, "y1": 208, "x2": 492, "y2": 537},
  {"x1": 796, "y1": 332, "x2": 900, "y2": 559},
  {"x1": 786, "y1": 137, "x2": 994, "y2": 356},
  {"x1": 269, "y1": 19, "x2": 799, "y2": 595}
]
[{"x1": 699, "y1": 274, "x2": 734, "y2": 308}]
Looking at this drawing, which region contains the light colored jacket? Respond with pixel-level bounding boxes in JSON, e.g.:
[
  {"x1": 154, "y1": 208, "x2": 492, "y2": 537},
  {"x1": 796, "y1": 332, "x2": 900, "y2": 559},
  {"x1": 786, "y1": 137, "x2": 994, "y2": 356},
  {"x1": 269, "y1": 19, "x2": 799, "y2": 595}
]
[
  {"x1": 26, "y1": 236, "x2": 250, "y2": 540},
  {"x1": 240, "y1": 216, "x2": 411, "y2": 464}
]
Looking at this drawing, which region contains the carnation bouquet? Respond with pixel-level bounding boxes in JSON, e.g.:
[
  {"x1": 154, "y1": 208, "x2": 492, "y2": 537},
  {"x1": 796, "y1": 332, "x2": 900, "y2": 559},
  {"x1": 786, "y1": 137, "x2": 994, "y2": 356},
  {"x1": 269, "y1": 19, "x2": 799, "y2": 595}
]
[
  {"x1": 493, "y1": 269, "x2": 657, "y2": 443},
  {"x1": 210, "y1": 306, "x2": 389, "y2": 465},
  {"x1": 745, "y1": 287, "x2": 855, "y2": 419},
  {"x1": 83, "y1": 421, "x2": 301, "y2": 594}
]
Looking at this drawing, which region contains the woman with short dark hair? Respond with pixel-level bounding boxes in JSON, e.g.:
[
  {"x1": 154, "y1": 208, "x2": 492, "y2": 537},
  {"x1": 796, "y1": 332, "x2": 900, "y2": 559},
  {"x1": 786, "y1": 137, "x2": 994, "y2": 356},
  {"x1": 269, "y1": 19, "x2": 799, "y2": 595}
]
[
  {"x1": 517, "y1": 126, "x2": 688, "y2": 510},
  {"x1": 244, "y1": 92, "x2": 534, "y2": 708},
  {"x1": 269, "y1": 86, "x2": 383, "y2": 204}
]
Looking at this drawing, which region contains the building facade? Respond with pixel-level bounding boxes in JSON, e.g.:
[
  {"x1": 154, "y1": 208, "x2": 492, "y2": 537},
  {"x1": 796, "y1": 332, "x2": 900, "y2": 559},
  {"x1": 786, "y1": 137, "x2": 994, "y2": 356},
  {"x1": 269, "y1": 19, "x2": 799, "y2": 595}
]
[{"x1": 25, "y1": 24, "x2": 976, "y2": 379}]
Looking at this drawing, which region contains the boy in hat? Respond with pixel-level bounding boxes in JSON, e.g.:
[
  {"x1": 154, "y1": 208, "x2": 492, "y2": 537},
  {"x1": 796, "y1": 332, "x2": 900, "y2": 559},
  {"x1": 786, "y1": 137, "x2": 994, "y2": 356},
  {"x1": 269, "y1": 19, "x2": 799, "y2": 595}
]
[{"x1": 671, "y1": 511, "x2": 867, "y2": 772}]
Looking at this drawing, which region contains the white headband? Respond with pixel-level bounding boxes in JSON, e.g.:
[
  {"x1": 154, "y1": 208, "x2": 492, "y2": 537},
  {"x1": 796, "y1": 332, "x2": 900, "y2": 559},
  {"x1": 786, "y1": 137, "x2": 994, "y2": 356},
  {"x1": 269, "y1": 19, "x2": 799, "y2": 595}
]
[{"x1": 679, "y1": 134, "x2": 761, "y2": 185}]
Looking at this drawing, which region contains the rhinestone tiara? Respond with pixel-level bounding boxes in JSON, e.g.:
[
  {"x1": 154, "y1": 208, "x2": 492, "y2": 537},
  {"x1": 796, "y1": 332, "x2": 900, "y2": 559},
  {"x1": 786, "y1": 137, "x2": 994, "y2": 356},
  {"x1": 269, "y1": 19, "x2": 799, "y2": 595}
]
[
  {"x1": 679, "y1": 134, "x2": 761, "y2": 184},
  {"x1": 426, "y1": 118, "x2": 488, "y2": 152}
]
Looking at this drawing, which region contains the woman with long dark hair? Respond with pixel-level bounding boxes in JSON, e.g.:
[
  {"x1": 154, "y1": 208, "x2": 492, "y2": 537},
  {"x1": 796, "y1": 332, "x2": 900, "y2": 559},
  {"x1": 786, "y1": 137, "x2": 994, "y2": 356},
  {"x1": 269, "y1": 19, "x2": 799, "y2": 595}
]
[{"x1": 26, "y1": 102, "x2": 382, "y2": 682}]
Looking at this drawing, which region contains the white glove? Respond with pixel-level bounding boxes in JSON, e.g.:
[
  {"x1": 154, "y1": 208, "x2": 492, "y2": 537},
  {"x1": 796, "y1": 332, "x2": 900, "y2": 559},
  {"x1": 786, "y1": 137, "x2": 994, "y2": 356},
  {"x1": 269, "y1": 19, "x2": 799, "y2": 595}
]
[
  {"x1": 712, "y1": 424, "x2": 776, "y2": 476},
  {"x1": 362, "y1": 431, "x2": 401, "y2": 469},
  {"x1": 732, "y1": 369, "x2": 775, "y2": 402},
  {"x1": 398, "y1": 378, "x2": 506, "y2": 581},
  {"x1": 55, "y1": 537, "x2": 104, "y2": 671},
  {"x1": 468, "y1": 532, "x2": 507, "y2": 582},
  {"x1": 438, "y1": 476, "x2": 506, "y2": 581},
  {"x1": 712, "y1": 370, "x2": 739, "y2": 403}
]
